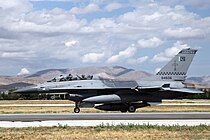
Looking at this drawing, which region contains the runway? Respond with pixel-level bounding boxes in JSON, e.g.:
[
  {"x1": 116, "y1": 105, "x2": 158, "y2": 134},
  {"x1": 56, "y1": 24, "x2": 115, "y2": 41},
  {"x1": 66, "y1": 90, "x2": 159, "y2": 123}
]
[
  {"x1": 1, "y1": 103, "x2": 210, "y2": 107},
  {"x1": 0, "y1": 112, "x2": 210, "y2": 121},
  {"x1": 1, "y1": 112, "x2": 210, "y2": 128}
]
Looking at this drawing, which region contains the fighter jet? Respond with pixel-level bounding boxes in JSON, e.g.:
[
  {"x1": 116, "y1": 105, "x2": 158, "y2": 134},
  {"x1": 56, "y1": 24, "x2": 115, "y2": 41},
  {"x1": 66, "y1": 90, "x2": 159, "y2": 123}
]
[{"x1": 15, "y1": 48, "x2": 203, "y2": 113}]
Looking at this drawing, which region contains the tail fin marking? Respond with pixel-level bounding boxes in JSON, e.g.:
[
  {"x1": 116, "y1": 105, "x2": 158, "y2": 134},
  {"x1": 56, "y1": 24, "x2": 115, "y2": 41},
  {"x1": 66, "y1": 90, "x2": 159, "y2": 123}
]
[{"x1": 156, "y1": 48, "x2": 197, "y2": 81}]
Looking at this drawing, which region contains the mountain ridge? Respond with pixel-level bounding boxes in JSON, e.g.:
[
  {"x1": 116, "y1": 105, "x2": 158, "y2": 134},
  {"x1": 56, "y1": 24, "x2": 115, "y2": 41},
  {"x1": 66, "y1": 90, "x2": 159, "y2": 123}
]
[{"x1": 0, "y1": 66, "x2": 209, "y2": 92}]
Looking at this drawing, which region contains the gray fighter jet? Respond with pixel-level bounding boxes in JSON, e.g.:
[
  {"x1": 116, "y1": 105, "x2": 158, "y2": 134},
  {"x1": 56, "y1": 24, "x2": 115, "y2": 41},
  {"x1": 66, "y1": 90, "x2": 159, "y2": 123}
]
[{"x1": 15, "y1": 48, "x2": 203, "y2": 113}]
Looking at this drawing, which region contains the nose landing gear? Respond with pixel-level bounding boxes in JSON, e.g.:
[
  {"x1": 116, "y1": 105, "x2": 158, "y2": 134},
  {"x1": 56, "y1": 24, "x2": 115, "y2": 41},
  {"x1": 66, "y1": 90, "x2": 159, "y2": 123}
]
[
  {"x1": 74, "y1": 107, "x2": 80, "y2": 113},
  {"x1": 74, "y1": 102, "x2": 80, "y2": 113}
]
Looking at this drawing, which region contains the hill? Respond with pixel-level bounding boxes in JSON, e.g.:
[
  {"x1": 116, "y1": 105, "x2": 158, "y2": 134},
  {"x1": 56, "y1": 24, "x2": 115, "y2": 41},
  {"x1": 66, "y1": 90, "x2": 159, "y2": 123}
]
[
  {"x1": 0, "y1": 66, "x2": 209, "y2": 92},
  {"x1": 0, "y1": 66, "x2": 151, "y2": 92}
]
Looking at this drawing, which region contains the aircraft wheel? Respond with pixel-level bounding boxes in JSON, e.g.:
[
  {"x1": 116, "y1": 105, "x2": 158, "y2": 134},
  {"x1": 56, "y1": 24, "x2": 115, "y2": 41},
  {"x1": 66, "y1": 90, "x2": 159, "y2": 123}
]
[
  {"x1": 128, "y1": 105, "x2": 136, "y2": 113},
  {"x1": 74, "y1": 107, "x2": 80, "y2": 113},
  {"x1": 120, "y1": 109, "x2": 127, "y2": 113}
]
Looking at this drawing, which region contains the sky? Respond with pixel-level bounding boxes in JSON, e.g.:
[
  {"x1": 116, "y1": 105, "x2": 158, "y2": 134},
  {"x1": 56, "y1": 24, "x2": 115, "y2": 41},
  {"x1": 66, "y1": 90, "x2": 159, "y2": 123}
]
[{"x1": 0, "y1": 0, "x2": 210, "y2": 76}]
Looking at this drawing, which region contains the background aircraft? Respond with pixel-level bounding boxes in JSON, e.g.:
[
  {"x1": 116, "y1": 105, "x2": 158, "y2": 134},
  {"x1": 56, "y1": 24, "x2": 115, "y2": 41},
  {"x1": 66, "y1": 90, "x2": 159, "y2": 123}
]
[{"x1": 15, "y1": 48, "x2": 203, "y2": 113}]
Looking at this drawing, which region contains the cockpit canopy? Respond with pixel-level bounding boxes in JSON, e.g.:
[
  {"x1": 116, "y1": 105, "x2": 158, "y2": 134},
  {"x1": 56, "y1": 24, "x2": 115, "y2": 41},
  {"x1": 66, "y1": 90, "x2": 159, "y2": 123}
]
[{"x1": 47, "y1": 74, "x2": 93, "y2": 82}]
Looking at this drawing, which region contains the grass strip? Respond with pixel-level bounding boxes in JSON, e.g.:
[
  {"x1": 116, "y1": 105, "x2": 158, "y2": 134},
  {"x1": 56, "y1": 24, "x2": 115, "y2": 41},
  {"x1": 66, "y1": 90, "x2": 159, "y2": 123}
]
[{"x1": 0, "y1": 124, "x2": 210, "y2": 140}]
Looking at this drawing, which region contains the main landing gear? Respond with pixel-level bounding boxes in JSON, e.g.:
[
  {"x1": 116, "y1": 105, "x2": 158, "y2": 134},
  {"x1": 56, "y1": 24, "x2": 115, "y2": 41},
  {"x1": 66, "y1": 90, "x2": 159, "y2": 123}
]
[
  {"x1": 120, "y1": 104, "x2": 136, "y2": 113},
  {"x1": 128, "y1": 105, "x2": 136, "y2": 113}
]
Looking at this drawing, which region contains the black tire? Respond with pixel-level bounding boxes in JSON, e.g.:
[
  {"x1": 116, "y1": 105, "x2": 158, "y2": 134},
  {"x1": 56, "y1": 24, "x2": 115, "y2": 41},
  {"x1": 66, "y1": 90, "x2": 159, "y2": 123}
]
[
  {"x1": 120, "y1": 109, "x2": 127, "y2": 113},
  {"x1": 128, "y1": 105, "x2": 136, "y2": 113},
  {"x1": 74, "y1": 107, "x2": 80, "y2": 113}
]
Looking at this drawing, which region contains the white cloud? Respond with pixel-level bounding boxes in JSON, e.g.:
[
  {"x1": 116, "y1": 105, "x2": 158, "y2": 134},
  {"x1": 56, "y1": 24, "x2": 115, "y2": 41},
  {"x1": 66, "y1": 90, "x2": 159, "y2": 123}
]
[
  {"x1": 183, "y1": 0, "x2": 210, "y2": 9},
  {"x1": 8, "y1": 9, "x2": 86, "y2": 33},
  {"x1": 137, "y1": 37, "x2": 163, "y2": 48},
  {"x1": 65, "y1": 40, "x2": 79, "y2": 47},
  {"x1": 1, "y1": 50, "x2": 36, "y2": 59},
  {"x1": 105, "y1": 2, "x2": 122, "y2": 12},
  {"x1": 151, "y1": 0, "x2": 210, "y2": 9},
  {"x1": 82, "y1": 52, "x2": 104, "y2": 63},
  {"x1": 0, "y1": 1, "x2": 209, "y2": 75},
  {"x1": 30, "y1": 0, "x2": 72, "y2": 1},
  {"x1": 80, "y1": 18, "x2": 116, "y2": 33},
  {"x1": 143, "y1": 12, "x2": 163, "y2": 22},
  {"x1": 127, "y1": 56, "x2": 149, "y2": 64},
  {"x1": 70, "y1": 3, "x2": 100, "y2": 14},
  {"x1": 137, "y1": 56, "x2": 149, "y2": 63},
  {"x1": 0, "y1": 0, "x2": 32, "y2": 12},
  {"x1": 118, "y1": 10, "x2": 164, "y2": 27},
  {"x1": 164, "y1": 27, "x2": 204, "y2": 39},
  {"x1": 116, "y1": 4, "x2": 208, "y2": 38},
  {"x1": 151, "y1": 41, "x2": 189, "y2": 62},
  {"x1": 107, "y1": 47, "x2": 136, "y2": 63},
  {"x1": 17, "y1": 68, "x2": 30, "y2": 75}
]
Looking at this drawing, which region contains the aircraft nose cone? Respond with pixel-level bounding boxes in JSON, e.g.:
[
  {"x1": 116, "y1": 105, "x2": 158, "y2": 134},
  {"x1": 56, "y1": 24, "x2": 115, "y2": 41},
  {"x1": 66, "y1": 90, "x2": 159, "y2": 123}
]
[{"x1": 14, "y1": 86, "x2": 38, "y2": 94}]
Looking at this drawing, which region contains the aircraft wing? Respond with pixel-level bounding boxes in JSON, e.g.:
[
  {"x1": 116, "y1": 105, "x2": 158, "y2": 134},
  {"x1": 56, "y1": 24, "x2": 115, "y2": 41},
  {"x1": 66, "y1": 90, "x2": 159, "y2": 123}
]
[
  {"x1": 132, "y1": 86, "x2": 162, "y2": 92},
  {"x1": 163, "y1": 88, "x2": 204, "y2": 94}
]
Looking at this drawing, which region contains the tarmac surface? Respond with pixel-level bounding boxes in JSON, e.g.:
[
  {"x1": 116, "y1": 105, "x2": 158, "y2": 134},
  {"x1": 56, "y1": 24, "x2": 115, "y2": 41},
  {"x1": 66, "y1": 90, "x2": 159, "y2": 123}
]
[
  {"x1": 1, "y1": 112, "x2": 210, "y2": 127},
  {"x1": 1, "y1": 103, "x2": 210, "y2": 107},
  {"x1": 0, "y1": 112, "x2": 210, "y2": 122}
]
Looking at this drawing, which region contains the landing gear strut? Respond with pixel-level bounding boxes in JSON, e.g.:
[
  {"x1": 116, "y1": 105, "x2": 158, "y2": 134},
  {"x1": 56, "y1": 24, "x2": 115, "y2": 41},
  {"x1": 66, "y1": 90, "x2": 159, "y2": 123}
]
[{"x1": 74, "y1": 102, "x2": 80, "y2": 113}]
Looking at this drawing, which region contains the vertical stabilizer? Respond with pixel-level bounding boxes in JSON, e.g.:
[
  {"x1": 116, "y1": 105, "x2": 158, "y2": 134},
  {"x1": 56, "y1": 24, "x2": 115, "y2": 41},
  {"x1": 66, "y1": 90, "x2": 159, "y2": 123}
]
[{"x1": 156, "y1": 48, "x2": 197, "y2": 81}]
